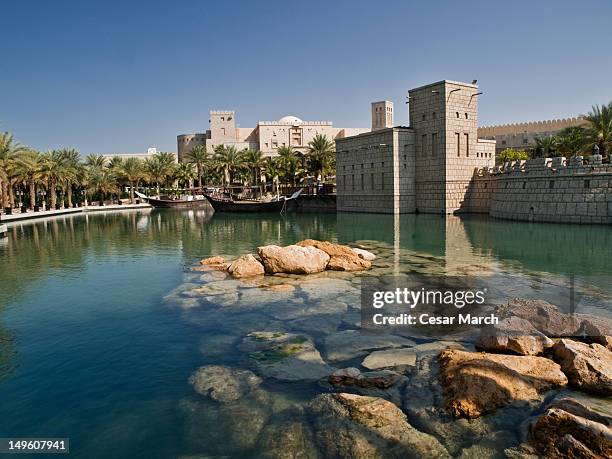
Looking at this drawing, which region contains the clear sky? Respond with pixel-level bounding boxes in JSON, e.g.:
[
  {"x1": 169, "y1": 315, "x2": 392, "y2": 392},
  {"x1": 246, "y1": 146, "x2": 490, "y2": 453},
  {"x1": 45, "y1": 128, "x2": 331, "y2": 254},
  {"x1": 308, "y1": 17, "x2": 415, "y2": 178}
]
[{"x1": 2, "y1": 0, "x2": 611, "y2": 154}]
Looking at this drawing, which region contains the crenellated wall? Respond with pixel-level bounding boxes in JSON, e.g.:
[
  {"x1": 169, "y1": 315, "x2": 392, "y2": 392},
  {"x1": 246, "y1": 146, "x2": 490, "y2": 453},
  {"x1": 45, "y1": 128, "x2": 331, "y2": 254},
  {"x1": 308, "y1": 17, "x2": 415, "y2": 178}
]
[{"x1": 462, "y1": 156, "x2": 612, "y2": 224}]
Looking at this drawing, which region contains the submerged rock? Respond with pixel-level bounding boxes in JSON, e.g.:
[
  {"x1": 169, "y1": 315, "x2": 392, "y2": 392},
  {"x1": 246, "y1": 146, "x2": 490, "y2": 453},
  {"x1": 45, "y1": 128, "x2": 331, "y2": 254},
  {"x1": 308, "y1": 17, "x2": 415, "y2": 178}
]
[
  {"x1": 239, "y1": 331, "x2": 334, "y2": 381},
  {"x1": 496, "y1": 298, "x2": 581, "y2": 337},
  {"x1": 553, "y1": 339, "x2": 612, "y2": 396},
  {"x1": 361, "y1": 348, "x2": 417, "y2": 370},
  {"x1": 476, "y1": 316, "x2": 554, "y2": 355},
  {"x1": 296, "y1": 239, "x2": 371, "y2": 271},
  {"x1": 257, "y1": 418, "x2": 320, "y2": 459},
  {"x1": 258, "y1": 245, "x2": 330, "y2": 274},
  {"x1": 328, "y1": 367, "x2": 401, "y2": 389},
  {"x1": 227, "y1": 254, "x2": 265, "y2": 278},
  {"x1": 308, "y1": 393, "x2": 450, "y2": 458},
  {"x1": 324, "y1": 330, "x2": 415, "y2": 362},
  {"x1": 188, "y1": 365, "x2": 263, "y2": 403},
  {"x1": 438, "y1": 349, "x2": 567, "y2": 418}
]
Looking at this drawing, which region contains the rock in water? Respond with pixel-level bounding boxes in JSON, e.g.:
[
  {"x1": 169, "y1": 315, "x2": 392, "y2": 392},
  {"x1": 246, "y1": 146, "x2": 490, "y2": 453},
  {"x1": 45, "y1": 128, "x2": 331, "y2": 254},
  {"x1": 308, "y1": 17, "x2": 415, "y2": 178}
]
[
  {"x1": 199, "y1": 256, "x2": 225, "y2": 265},
  {"x1": 476, "y1": 316, "x2": 554, "y2": 355},
  {"x1": 239, "y1": 331, "x2": 334, "y2": 381},
  {"x1": 577, "y1": 314, "x2": 612, "y2": 350},
  {"x1": 227, "y1": 254, "x2": 265, "y2": 278},
  {"x1": 296, "y1": 239, "x2": 371, "y2": 271},
  {"x1": 328, "y1": 367, "x2": 401, "y2": 389},
  {"x1": 530, "y1": 398, "x2": 612, "y2": 458},
  {"x1": 188, "y1": 365, "x2": 263, "y2": 403},
  {"x1": 323, "y1": 330, "x2": 415, "y2": 362},
  {"x1": 361, "y1": 348, "x2": 417, "y2": 370},
  {"x1": 258, "y1": 245, "x2": 330, "y2": 274},
  {"x1": 496, "y1": 298, "x2": 581, "y2": 337},
  {"x1": 552, "y1": 339, "x2": 612, "y2": 396},
  {"x1": 351, "y1": 247, "x2": 376, "y2": 261},
  {"x1": 308, "y1": 393, "x2": 450, "y2": 458},
  {"x1": 438, "y1": 349, "x2": 567, "y2": 418}
]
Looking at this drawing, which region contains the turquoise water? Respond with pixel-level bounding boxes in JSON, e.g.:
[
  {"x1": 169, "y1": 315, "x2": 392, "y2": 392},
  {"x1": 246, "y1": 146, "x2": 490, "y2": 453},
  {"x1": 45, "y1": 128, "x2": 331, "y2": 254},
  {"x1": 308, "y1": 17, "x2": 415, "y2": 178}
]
[{"x1": 0, "y1": 209, "x2": 610, "y2": 458}]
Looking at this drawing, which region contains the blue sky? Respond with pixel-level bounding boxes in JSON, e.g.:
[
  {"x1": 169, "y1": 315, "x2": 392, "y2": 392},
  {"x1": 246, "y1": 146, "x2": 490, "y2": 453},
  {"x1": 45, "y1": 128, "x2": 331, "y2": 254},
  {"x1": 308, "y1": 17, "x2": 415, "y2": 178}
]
[{"x1": 1, "y1": 0, "x2": 611, "y2": 154}]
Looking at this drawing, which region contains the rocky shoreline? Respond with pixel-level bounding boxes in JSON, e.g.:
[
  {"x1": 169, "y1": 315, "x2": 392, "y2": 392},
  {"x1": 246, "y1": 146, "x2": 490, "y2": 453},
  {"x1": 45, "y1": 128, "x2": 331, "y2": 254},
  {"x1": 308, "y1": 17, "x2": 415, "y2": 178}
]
[{"x1": 174, "y1": 239, "x2": 611, "y2": 458}]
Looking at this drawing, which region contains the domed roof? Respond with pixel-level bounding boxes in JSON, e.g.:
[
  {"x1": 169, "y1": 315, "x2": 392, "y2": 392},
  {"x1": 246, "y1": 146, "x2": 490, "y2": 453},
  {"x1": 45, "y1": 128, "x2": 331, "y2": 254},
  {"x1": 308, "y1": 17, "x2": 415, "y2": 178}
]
[{"x1": 278, "y1": 115, "x2": 303, "y2": 124}]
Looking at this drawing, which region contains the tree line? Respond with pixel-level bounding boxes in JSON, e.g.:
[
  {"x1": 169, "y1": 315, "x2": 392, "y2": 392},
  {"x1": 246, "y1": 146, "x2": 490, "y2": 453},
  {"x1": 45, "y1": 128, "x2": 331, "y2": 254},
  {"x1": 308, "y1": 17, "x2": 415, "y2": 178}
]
[
  {"x1": 498, "y1": 102, "x2": 612, "y2": 163},
  {"x1": 0, "y1": 133, "x2": 335, "y2": 210}
]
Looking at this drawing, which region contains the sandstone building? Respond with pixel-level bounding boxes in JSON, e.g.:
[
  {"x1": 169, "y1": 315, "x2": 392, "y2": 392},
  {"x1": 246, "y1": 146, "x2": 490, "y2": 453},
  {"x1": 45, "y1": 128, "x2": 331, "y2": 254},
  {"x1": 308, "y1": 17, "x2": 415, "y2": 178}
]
[
  {"x1": 478, "y1": 117, "x2": 588, "y2": 156},
  {"x1": 177, "y1": 112, "x2": 369, "y2": 162},
  {"x1": 336, "y1": 80, "x2": 495, "y2": 214},
  {"x1": 336, "y1": 79, "x2": 611, "y2": 224}
]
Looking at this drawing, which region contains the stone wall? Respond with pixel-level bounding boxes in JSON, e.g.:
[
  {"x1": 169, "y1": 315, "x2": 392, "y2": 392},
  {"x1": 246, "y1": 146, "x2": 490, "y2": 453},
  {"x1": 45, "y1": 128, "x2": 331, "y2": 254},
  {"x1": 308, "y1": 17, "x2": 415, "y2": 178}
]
[
  {"x1": 336, "y1": 128, "x2": 415, "y2": 213},
  {"x1": 464, "y1": 156, "x2": 612, "y2": 224}
]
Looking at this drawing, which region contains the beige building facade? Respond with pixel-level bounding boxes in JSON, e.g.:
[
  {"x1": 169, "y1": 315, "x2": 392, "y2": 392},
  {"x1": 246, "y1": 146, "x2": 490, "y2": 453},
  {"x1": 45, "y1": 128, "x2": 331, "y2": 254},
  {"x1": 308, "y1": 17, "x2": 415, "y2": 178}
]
[
  {"x1": 177, "y1": 112, "x2": 369, "y2": 162},
  {"x1": 337, "y1": 80, "x2": 495, "y2": 214}
]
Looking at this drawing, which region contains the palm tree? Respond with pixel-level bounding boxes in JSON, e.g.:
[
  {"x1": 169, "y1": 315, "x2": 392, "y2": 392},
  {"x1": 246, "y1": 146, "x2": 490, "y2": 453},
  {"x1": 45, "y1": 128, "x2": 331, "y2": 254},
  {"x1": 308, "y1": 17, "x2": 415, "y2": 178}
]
[
  {"x1": 276, "y1": 146, "x2": 300, "y2": 186},
  {"x1": 84, "y1": 154, "x2": 106, "y2": 169},
  {"x1": 533, "y1": 135, "x2": 558, "y2": 158},
  {"x1": 214, "y1": 145, "x2": 244, "y2": 185},
  {"x1": 144, "y1": 153, "x2": 174, "y2": 196},
  {"x1": 307, "y1": 134, "x2": 335, "y2": 181},
  {"x1": 106, "y1": 156, "x2": 124, "y2": 170},
  {"x1": 187, "y1": 145, "x2": 209, "y2": 190},
  {"x1": 59, "y1": 148, "x2": 80, "y2": 207},
  {"x1": 0, "y1": 132, "x2": 26, "y2": 209},
  {"x1": 41, "y1": 150, "x2": 70, "y2": 209},
  {"x1": 556, "y1": 126, "x2": 588, "y2": 158},
  {"x1": 14, "y1": 149, "x2": 44, "y2": 209},
  {"x1": 242, "y1": 149, "x2": 265, "y2": 186},
  {"x1": 87, "y1": 167, "x2": 119, "y2": 205},
  {"x1": 263, "y1": 158, "x2": 280, "y2": 193},
  {"x1": 119, "y1": 157, "x2": 144, "y2": 203},
  {"x1": 583, "y1": 102, "x2": 612, "y2": 157},
  {"x1": 174, "y1": 162, "x2": 195, "y2": 190}
]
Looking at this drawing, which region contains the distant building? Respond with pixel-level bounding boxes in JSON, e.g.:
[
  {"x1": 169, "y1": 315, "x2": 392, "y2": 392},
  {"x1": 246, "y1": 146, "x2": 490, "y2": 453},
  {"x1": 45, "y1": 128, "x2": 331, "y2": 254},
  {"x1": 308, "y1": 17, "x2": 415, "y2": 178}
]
[
  {"x1": 478, "y1": 117, "x2": 588, "y2": 156},
  {"x1": 101, "y1": 148, "x2": 177, "y2": 162},
  {"x1": 177, "y1": 112, "x2": 370, "y2": 162}
]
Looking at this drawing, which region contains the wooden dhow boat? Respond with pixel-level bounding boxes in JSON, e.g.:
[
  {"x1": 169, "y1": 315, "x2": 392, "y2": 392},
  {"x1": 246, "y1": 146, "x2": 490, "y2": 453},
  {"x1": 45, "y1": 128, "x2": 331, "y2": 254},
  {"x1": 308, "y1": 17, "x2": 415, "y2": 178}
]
[
  {"x1": 204, "y1": 189, "x2": 302, "y2": 213},
  {"x1": 135, "y1": 191, "x2": 211, "y2": 209}
]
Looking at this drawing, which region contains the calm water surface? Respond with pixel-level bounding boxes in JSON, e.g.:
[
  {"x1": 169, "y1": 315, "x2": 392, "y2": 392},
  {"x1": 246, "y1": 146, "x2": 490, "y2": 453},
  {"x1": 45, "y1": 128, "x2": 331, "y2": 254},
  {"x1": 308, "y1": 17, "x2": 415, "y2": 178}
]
[{"x1": 0, "y1": 209, "x2": 610, "y2": 458}]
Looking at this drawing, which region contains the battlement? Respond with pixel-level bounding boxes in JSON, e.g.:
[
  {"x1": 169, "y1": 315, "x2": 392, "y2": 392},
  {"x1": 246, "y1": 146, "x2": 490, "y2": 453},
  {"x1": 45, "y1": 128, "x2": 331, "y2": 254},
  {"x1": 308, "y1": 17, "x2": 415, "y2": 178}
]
[
  {"x1": 473, "y1": 155, "x2": 612, "y2": 178},
  {"x1": 257, "y1": 120, "x2": 332, "y2": 126},
  {"x1": 478, "y1": 117, "x2": 586, "y2": 136},
  {"x1": 210, "y1": 110, "x2": 235, "y2": 115}
]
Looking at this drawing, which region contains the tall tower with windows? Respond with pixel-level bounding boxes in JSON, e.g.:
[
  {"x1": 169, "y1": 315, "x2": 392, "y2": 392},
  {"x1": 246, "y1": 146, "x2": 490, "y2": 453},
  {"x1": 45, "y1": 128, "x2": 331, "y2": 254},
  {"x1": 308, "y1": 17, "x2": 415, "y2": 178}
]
[
  {"x1": 408, "y1": 80, "x2": 493, "y2": 214},
  {"x1": 209, "y1": 110, "x2": 237, "y2": 147},
  {"x1": 371, "y1": 101, "x2": 394, "y2": 131}
]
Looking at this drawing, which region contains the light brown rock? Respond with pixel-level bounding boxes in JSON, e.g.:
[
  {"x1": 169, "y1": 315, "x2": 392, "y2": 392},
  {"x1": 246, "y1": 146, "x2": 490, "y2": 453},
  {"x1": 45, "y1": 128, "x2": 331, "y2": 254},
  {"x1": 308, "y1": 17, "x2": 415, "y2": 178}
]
[
  {"x1": 361, "y1": 348, "x2": 417, "y2": 370},
  {"x1": 227, "y1": 254, "x2": 265, "y2": 278},
  {"x1": 578, "y1": 314, "x2": 612, "y2": 350},
  {"x1": 496, "y1": 298, "x2": 581, "y2": 337},
  {"x1": 553, "y1": 339, "x2": 612, "y2": 395},
  {"x1": 258, "y1": 245, "x2": 330, "y2": 274},
  {"x1": 296, "y1": 239, "x2": 371, "y2": 271},
  {"x1": 476, "y1": 316, "x2": 554, "y2": 355},
  {"x1": 438, "y1": 349, "x2": 567, "y2": 418},
  {"x1": 200, "y1": 256, "x2": 226, "y2": 265},
  {"x1": 308, "y1": 393, "x2": 450, "y2": 458},
  {"x1": 531, "y1": 406, "x2": 612, "y2": 458},
  {"x1": 351, "y1": 247, "x2": 376, "y2": 261}
]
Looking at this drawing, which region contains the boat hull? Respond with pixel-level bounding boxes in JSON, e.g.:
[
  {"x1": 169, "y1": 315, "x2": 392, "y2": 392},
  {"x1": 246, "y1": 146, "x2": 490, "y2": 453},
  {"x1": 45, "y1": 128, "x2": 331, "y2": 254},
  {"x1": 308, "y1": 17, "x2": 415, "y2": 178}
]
[
  {"x1": 145, "y1": 197, "x2": 212, "y2": 209},
  {"x1": 204, "y1": 195, "x2": 297, "y2": 213}
]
